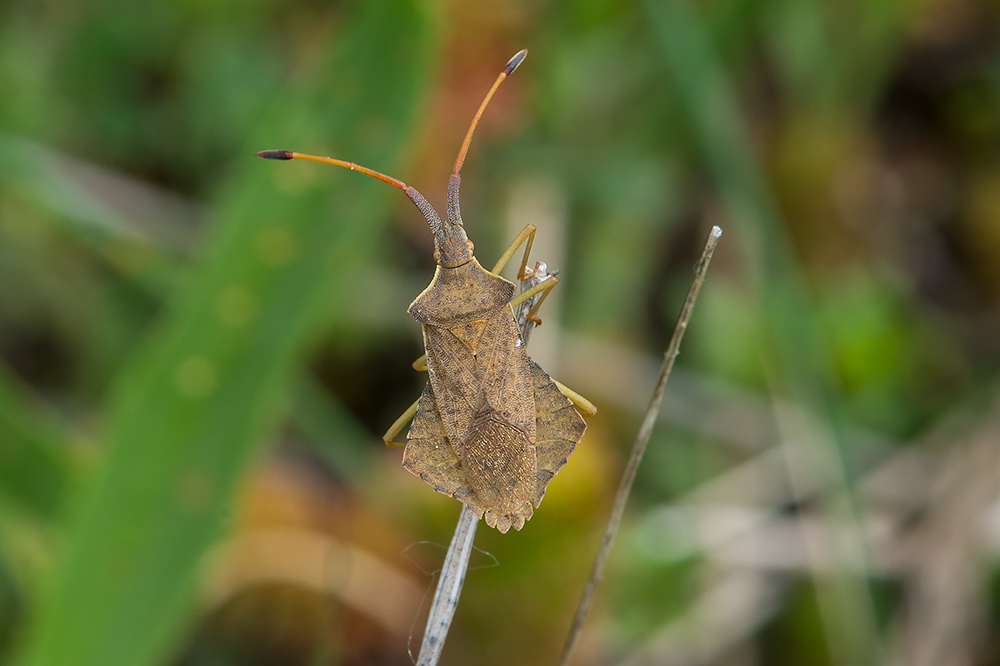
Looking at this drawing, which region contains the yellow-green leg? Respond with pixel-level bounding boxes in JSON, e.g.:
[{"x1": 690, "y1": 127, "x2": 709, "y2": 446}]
[
  {"x1": 494, "y1": 225, "x2": 597, "y2": 413},
  {"x1": 492, "y1": 224, "x2": 537, "y2": 278},
  {"x1": 510, "y1": 275, "x2": 558, "y2": 326},
  {"x1": 383, "y1": 397, "x2": 420, "y2": 447},
  {"x1": 553, "y1": 378, "x2": 598, "y2": 416}
]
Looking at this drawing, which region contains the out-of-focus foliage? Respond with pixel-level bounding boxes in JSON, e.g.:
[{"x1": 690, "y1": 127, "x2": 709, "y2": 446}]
[{"x1": 1, "y1": 0, "x2": 1000, "y2": 665}]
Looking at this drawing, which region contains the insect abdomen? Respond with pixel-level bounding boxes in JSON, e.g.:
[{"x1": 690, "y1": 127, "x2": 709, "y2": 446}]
[{"x1": 460, "y1": 411, "x2": 536, "y2": 532}]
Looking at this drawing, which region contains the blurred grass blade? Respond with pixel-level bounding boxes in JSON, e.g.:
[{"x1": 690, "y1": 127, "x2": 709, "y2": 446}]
[
  {"x1": 0, "y1": 365, "x2": 70, "y2": 523},
  {"x1": 15, "y1": 3, "x2": 436, "y2": 665},
  {"x1": 288, "y1": 374, "x2": 378, "y2": 490},
  {"x1": 0, "y1": 133, "x2": 203, "y2": 252},
  {"x1": 644, "y1": 0, "x2": 879, "y2": 663}
]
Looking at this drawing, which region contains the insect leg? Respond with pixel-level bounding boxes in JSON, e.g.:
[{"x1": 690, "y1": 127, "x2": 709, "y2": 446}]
[
  {"x1": 383, "y1": 397, "x2": 421, "y2": 447},
  {"x1": 552, "y1": 378, "x2": 598, "y2": 416},
  {"x1": 491, "y1": 224, "x2": 537, "y2": 279},
  {"x1": 510, "y1": 275, "x2": 558, "y2": 325}
]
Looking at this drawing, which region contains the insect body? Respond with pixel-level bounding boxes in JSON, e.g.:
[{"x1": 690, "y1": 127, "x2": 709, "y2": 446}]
[{"x1": 258, "y1": 50, "x2": 595, "y2": 533}]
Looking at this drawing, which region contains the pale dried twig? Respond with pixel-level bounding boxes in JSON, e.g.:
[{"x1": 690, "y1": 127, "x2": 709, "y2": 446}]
[
  {"x1": 885, "y1": 391, "x2": 1000, "y2": 666},
  {"x1": 414, "y1": 506, "x2": 479, "y2": 665}
]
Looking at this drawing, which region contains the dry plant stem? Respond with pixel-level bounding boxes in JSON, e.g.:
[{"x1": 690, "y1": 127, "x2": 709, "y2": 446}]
[
  {"x1": 414, "y1": 257, "x2": 552, "y2": 666},
  {"x1": 416, "y1": 505, "x2": 478, "y2": 666},
  {"x1": 560, "y1": 225, "x2": 722, "y2": 666}
]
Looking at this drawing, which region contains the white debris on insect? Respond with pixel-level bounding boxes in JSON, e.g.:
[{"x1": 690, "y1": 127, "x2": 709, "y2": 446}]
[
  {"x1": 515, "y1": 260, "x2": 558, "y2": 348},
  {"x1": 515, "y1": 339, "x2": 523, "y2": 348},
  {"x1": 526, "y1": 261, "x2": 548, "y2": 279}
]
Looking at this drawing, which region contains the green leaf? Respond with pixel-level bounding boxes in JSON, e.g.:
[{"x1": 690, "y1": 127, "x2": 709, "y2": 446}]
[
  {"x1": 0, "y1": 365, "x2": 70, "y2": 523},
  {"x1": 15, "y1": 3, "x2": 437, "y2": 665}
]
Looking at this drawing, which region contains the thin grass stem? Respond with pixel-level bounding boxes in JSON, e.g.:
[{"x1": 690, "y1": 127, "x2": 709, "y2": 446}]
[{"x1": 559, "y1": 225, "x2": 722, "y2": 666}]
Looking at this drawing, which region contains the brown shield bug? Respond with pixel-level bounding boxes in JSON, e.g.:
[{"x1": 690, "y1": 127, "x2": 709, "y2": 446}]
[{"x1": 258, "y1": 50, "x2": 595, "y2": 532}]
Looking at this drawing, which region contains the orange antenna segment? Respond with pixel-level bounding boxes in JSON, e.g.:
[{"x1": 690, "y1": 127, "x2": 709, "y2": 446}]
[
  {"x1": 452, "y1": 49, "x2": 527, "y2": 176},
  {"x1": 256, "y1": 150, "x2": 408, "y2": 190}
]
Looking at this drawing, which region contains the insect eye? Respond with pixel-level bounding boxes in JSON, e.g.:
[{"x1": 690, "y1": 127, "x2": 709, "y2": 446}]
[{"x1": 466, "y1": 240, "x2": 475, "y2": 254}]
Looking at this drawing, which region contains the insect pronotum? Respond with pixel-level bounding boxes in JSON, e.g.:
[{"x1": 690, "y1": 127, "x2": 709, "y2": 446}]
[{"x1": 258, "y1": 49, "x2": 596, "y2": 533}]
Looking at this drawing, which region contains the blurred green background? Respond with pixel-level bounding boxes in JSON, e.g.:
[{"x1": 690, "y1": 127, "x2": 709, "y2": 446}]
[{"x1": 2, "y1": 0, "x2": 1000, "y2": 664}]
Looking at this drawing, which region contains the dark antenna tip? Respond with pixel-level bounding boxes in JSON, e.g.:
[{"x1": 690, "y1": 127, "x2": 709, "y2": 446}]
[
  {"x1": 256, "y1": 149, "x2": 294, "y2": 160},
  {"x1": 504, "y1": 49, "x2": 528, "y2": 76}
]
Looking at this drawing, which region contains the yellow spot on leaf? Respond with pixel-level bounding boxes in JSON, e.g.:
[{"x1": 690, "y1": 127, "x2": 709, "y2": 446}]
[
  {"x1": 255, "y1": 227, "x2": 296, "y2": 266},
  {"x1": 217, "y1": 284, "x2": 257, "y2": 327},
  {"x1": 176, "y1": 356, "x2": 217, "y2": 397},
  {"x1": 176, "y1": 468, "x2": 213, "y2": 515}
]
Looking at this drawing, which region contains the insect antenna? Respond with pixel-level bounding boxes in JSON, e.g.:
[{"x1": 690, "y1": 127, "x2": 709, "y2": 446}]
[
  {"x1": 255, "y1": 150, "x2": 408, "y2": 189},
  {"x1": 256, "y1": 47, "x2": 528, "y2": 252},
  {"x1": 452, "y1": 49, "x2": 527, "y2": 176},
  {"x1": 255, "y1": 150, "x2": 442, "y2": 235}
]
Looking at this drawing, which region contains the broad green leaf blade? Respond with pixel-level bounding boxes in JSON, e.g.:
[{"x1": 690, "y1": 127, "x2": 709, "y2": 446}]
[
  {"x1": 0, "y1": 365, "x2": 70, "y2": 523},
  {"x1": 16, "y1": 3, "x2": 436, "y2": 665}
]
